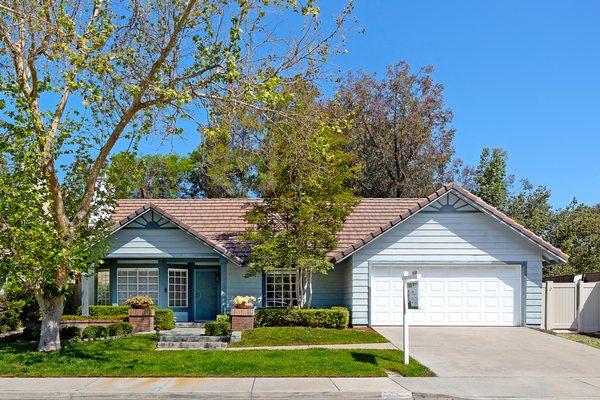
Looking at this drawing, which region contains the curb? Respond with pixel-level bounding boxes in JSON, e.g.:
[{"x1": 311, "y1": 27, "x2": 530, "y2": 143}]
[{"x1": 1, "y1": 391, "x2": 413, "y2": 400}]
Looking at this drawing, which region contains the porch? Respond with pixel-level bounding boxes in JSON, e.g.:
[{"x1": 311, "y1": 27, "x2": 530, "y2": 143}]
[{"x1": 81, "y1": 257, "x2": 230, "y2": 322}]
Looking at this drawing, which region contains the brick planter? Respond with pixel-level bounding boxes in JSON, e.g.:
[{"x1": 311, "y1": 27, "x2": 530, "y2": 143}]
[
  {"x1": 128, "y1": 308, "x2": 155, "y2": 333},
  {"x1": 60, "y1": 319, "x2": 121, "y2": 330},
  {"x1": 231, "y1": 307, "x2": 255, "y2": 331}
]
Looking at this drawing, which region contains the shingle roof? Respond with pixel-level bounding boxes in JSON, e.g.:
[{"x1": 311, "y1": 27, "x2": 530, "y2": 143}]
[{"x1": 111, "y1": 183, "x2": 568, "y2": 265}]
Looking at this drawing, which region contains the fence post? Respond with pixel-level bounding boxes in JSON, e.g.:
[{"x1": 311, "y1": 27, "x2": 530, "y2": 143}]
[
  {"x1": 545, "y1": 281, "x2": 553, "y2": 330},
  {"x1": 576, "y1": 280, "x2": 583, "y2": 333},
  {"x1": 541, "y1": 282, "x2": 546, "y2": 329}
]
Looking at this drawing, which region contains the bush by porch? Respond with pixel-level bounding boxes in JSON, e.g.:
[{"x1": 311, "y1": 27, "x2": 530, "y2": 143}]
[{"x1": 254, "y1": 307, "x2": 350, "y2": 329}]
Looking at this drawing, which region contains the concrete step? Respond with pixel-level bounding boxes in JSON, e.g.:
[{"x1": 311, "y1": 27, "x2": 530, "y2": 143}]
[
  {"x1": 159, "y1": 335, "x2": 228, "y2": 343},
  {"x1": 156, "y1": 341, "x2": 228, "y2": 350},
  {"x1": 175, "y1": 322, "x2": 205, "y2": 328}
]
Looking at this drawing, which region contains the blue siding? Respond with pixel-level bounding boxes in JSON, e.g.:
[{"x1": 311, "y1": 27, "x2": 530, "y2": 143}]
[
  {"x1": 106, "y1": 228, "x2": 219, "y2": 258},
  {"x1": 311, "y1": 262, "x2": 351, "y2": 308},
  {"x1": 226, "y1": 262, "x2": 262, "y2": 309}
]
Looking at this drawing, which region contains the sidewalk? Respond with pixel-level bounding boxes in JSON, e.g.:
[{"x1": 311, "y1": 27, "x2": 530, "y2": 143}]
[
  {"x1": 392, "y1": 376, "x2": 600, "y2": 399},
  {"x1": 226, "y1": 342, "x2": 397, "y2": 350},
  {"x1": 0, "y1": 377, "x2": 412, "y2": 399}
]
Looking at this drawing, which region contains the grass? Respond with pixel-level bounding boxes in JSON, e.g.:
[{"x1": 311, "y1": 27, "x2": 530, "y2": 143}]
[
  {"x1": 538, "y1": 328, "x2": 600, "y2": 350},
  {"x1": 556, "y1": 332, "x2": 600, "y2": 350},
  {"x1": 228, "y1": 327, "x2": 389, "y2": 348},
  {"x1": 0, "y1": 334, "x2": 433, "y2": 378}
]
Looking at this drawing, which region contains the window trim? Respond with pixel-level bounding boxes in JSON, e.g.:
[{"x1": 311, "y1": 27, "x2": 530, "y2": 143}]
[
  {"x1": 116, "y1": 267, "x2": 160, "y2": 305},
  {"x1": 168, "y1": 268, "x2": 188, "y2": 308}
]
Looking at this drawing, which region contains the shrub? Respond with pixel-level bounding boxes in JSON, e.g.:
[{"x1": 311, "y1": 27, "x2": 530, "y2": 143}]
[
  {"x1": 76, "y1": 305, "x2": 130, "y2": 317},
  {"x1": 154, "y1": 309, "x2": 175, "y2": 330},
  {"x1": 205, "y1": 316, "x2": 231, "y2": 336},
  {"x1": 60, "y1": 326, "x2": 82, "y2": 341},
  {"x1": 22, "y1": 325, "x2": 41, "y2": 341},
  {"x1": 255, "y1": 307, "x2": 350, "y2": 329},
  {"x1": 216, "y1": 314, "x2": 229, "y2": 323},
  {"x1": 82, "y1": 325, "x2": 108, "y2": 339},
  {"x1": 107, "y1": 322, "x2": 133, "y2": 336},
  {"x1": 0, "y1": 298, "x2": 24, "y2": 333},
  {"x1": 62, "y1": 314, "x2": 128, "y2": 321},
  {"x1": 2, "y1": 280, "x2": 39, "y2": 323}
]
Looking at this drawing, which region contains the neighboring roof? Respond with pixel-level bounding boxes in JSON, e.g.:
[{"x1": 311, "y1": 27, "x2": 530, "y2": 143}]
[{"x1": 111, "y1": 183, "x2": 568, "y2": 265}]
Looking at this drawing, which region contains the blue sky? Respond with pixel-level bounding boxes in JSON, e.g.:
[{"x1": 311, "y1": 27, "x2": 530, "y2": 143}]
[{"x1": 138, "y1": 0, "x2": 600, "y2": 208}]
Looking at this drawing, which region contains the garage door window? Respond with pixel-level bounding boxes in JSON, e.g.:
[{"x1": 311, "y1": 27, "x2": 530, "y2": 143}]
[{"x1": 266, "y1": 270, "x2": 297, "y2": 307}]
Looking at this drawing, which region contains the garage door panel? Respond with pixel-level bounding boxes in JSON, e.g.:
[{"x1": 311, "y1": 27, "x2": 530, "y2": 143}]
[
  {"x1": 370, "y1": 265, "x2": 521, "y2": 326},
  {"x1": 447, "y1": 296, "x2": 462, "y2": 308}
]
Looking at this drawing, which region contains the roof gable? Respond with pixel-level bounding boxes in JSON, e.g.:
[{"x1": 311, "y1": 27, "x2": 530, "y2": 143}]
[
  {"x1": 330, "y1": 184, "x2": 568, "y2": 264},
  {"x1": 112, "y1": 203, "x2": 244, "y2": 265}
]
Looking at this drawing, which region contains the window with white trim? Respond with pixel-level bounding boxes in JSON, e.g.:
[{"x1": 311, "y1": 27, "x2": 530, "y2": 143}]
[
  {"x1": 96, "y1": 269, "x2": 110, "y2": 305},
  {"x1": 266, "y1": 270, "x2": 297, "y2": 307},
  {"x1": 168, "y1": 269, "x2": 188, "y2": 308},
  {"x1": 117, "y1": 268, "x2": 159, "y2": 305}
]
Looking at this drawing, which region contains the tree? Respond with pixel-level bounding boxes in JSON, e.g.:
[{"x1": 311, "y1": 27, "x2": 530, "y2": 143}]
[
  {"x1": 0, "y1": 0, "x2": 350, "y2": 351},
  {"x1": 332, "y1": 62, "x2": 455, "y2": 197},
  {"x1": 473, "y1": 148, "x2": 511, "y2": 210},
  {"x1": 460, "y1": 148, "x2": 554, "y2": 236},
  {"x1": 243, "y1": 79, "x2": 358, "y2": 307},
  {"x1": 506, "y1": 180, "x2": 553, "y2": 237},
  {"x1": 545, "y1": 201, "x2": 600, "y2": 277},
  {"x1": 186, "y1": 101, "x2": 261, "y2": 198},
  {"x1": 107, "y1": 152, "x2": 192, "y2": 199}
]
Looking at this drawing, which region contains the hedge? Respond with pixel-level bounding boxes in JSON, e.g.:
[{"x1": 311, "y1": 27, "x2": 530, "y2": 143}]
[
  {"x1": 82, "y1": 325, "x2": 108, "y2": 339},
  {"x1": 76, "y1": 305, "x2": 129, "y2": 317},
  {"x1": 60, "y1": 326, "x2": 82, "y2": 341},
  {"x1": 107, "y1": 322, "x2": 133, "y2": 336},
  {"x1": 205, "y1": 315, "x2": 231, "y2": 336},
  {"x1": 255, "y1": 307, "x2": 350, "y2": 329},
  {"x1": 62, "y1": 314, "x2": 128, "y2": 321},
  {"x1": 154, "y1": 308, "x2": 175, "y2": 330}
]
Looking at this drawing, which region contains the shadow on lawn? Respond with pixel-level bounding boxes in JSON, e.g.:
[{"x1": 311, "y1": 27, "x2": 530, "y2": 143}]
[{"x1": 350, "y1": 351, "x2": 378, "y2": 366}]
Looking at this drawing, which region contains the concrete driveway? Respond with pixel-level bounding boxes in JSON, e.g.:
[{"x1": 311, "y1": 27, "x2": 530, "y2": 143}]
[{"x1": 376, "y1": 327, "x2": 600, "y2": 399}]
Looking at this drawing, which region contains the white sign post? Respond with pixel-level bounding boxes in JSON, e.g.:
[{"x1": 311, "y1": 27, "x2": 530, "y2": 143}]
[{"x1": 402, "y1": 270, "x2": 421, "y2": 364}]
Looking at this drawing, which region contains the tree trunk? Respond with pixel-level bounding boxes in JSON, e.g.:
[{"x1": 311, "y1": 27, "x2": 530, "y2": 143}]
[{"x1": 35, "y1": 293, "x2": 65, "y2": 352}]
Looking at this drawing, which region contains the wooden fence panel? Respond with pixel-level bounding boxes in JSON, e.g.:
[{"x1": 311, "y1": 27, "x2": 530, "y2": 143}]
[
  {"x1": 578, "y1": 282, "x2": 600, "y2": 333},
  {"x1": 543, "y1": 281, "x2": 600, "y2": 332}
]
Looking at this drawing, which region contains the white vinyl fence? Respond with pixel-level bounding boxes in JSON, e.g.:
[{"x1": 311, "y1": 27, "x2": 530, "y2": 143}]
[{"x1": 541, "y1": 281, "x2": 600, "y2": 332}]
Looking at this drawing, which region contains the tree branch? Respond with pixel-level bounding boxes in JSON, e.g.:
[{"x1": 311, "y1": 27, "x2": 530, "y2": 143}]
[{"x1": 72, "y1": 0, "x2": 200, "y2": 227}]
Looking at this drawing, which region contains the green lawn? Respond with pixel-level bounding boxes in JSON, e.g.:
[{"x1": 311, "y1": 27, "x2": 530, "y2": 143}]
[
  {"x1": 0, "y1": 335, "x2": 433, "y2": 377},
  {"x1": 557, "y1": 333, "x2": 600, "y2": 350},
  {"x1": 229, "y1": 327, "x2": 389, "y2": 348}
]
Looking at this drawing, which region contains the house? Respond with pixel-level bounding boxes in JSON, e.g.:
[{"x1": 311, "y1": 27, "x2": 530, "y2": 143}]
[{"x1": 81, "y1": 183, "x2": 568, "y2": 327}]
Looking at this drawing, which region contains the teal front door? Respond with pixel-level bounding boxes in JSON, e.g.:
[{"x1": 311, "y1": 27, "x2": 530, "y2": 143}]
[{"x1": 194, "y1": 269, "x2": 220, "y2": 321}]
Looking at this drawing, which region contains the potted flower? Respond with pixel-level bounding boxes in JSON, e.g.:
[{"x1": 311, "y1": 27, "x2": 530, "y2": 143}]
[
  {"x1": 125, "y1": 295, "x2": 154, "y2": 309},
  {"x1": 233, "y1": 295, "x2": 256, "y2": 309}
]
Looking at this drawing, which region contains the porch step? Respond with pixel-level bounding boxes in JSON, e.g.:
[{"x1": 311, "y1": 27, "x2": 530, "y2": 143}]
[
  {"x1": 175, "y1": 322, "x2": 205, "y2": 329},
  {"x1": 156, "y1": 341, "x2": 228, "y2": 350},
  {"x1": 160, "y1": 334, "x2": 228, "y2": 343}
]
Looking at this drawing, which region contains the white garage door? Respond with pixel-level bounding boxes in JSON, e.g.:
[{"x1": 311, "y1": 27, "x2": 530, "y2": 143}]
[{"x1": 370, "y1": 265, "x2": 522, "y2": 326}]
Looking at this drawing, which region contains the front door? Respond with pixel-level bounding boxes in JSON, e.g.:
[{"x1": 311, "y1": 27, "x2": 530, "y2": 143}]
[{"x1": 194, "y1": 269, "x2": 220, "y2": 321}]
